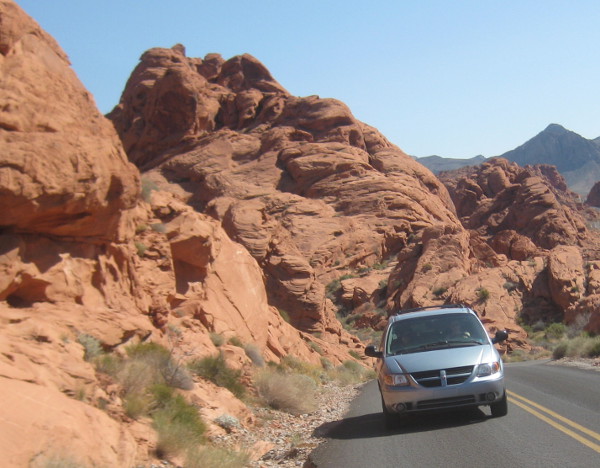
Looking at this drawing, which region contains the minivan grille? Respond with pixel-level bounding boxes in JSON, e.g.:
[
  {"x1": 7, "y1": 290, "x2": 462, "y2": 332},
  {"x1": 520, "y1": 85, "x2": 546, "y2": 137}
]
[
  {"x1": 417, "y1": 395, "x2": 476, "y2": 410},
  {"x1": 411, "y1": 365, "x2": 474, "y2": 387}
]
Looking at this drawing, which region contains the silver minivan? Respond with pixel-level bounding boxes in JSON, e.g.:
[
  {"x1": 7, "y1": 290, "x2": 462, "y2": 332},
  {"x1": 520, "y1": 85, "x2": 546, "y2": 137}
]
[{"x1": 365, "y1": 304, "x2": 508, "y2": 428}]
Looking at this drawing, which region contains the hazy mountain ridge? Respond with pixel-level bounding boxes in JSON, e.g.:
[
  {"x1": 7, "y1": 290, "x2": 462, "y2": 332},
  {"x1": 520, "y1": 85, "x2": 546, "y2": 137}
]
[{"x1": 417, "y1": 124, "x2": 600, "y2": 197}]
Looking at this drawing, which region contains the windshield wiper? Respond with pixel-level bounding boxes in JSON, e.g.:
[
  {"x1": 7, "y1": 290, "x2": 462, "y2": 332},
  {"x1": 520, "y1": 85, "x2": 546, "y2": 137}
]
[{"x1": 428, "y1": 339, "x2": 483, "y2": 348}]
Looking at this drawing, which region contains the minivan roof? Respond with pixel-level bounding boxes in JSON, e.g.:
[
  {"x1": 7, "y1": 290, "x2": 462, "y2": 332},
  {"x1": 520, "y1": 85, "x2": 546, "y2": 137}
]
[{"x1": 389, "y1": 304, "x2": 476, "y2": 323}]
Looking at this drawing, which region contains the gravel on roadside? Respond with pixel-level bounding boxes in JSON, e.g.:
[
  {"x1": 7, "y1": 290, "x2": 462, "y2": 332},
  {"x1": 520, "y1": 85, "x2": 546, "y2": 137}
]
[{"x1": 210, "y1": 381, "x2": 364, "y2": 468}]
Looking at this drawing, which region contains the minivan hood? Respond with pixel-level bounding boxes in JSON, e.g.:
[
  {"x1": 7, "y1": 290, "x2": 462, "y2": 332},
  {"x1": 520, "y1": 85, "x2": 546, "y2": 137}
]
[{"x1": 386, "y1": 344, "x2": 497, "y2": 373}]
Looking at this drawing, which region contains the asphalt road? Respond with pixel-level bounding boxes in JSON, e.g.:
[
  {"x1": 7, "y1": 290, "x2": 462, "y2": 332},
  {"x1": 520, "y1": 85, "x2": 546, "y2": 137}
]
[{"x1": 308, "y1": 360, "x2": 600, "y2": 468}]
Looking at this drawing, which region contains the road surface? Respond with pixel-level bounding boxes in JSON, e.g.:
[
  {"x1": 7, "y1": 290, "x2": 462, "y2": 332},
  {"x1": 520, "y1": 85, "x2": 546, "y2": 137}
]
[{"x1": 308, "y1": 360, "x2": 600, "y2": 467}]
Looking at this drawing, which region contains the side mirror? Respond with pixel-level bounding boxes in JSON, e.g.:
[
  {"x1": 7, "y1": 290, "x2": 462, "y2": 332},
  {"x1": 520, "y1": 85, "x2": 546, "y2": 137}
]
[
  {"x1": 365, "y1": 345, "x2": 383, "y2": 358},
  {"x1": 492, "y1": 330, "x2": 509, "y2": 344}
]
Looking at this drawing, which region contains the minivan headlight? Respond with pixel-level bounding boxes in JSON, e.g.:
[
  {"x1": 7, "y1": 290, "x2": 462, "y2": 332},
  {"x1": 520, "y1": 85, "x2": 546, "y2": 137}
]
[
  {"x1": 384, "y1": 374, "x2": 410, "y2": 386},
  {"x1": 477, "y1": 361, "x2": 500, "y2": 377}
]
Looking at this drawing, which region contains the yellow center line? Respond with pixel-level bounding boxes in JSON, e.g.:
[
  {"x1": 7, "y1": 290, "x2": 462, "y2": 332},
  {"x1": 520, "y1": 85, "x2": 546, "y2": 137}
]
[
  {"x1": 508, "y1": 390, "x2": 600, "y2": 442},
  {"x1": 507, "y1": 391, "x2": 600, "y2": 454}
]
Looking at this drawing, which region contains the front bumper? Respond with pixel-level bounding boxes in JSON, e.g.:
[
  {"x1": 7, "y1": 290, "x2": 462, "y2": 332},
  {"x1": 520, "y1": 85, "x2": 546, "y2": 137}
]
[{"x1": 380, "y1": 374, "x2": 505, "y2": 414}]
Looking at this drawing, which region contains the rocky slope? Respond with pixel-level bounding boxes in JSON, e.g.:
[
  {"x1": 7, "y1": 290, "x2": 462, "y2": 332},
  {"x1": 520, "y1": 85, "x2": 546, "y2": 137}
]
[
  {"x1": 3, "y1": 1, "x2": 600, "y2": 466},
  {"x1": 107, "y1": 44, "x2": 460, "y2": 336},
  {"x1": 0, "y1": 2, "x2": 355, "y2": 466}
]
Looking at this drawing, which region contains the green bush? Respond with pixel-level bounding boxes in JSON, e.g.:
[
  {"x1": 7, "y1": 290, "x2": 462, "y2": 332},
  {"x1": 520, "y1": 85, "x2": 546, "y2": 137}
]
[
  {"x1": 545, "y1": 322, "x2": 566, "y2": 340},
  {"x1": 125, "y1": 342, "x2": 194, "y2": 390},
  {"x1": 552, "y1": 342, "x2": 568, "y2": 360},
  {"x1": 150, "y1": 223, "x2": 167, "y2": 233},
  {"x1": 188, "y1": 354, "x2": 245, "y2": 398},
  {"x1": 228, "y1": 336, "x2": 243, "y2": 347},
  {"x1": 135, "y1": 241, "x2": 148, "y2": 257},
  {"x1": 244, "y1": 343, "x2": 265, "y2": 367},
  {"x1": 477, "y1": 287, "x2": 490, "y2": 302},
  {"x1": 278, "y1": 308, "x2": 291, "y2": 323},
  {"x1": 141, "y1": 177, "x2": 158, "y2": 203},
  {"x1": 77, "y1": 333, "x2": 103, "y2": 361},
  {"x1": 209, "y1": 332, "x2": 225, "y2": 347},
  {"x1": 152, "y1": 391, "x2": 206, "y2": 458}
]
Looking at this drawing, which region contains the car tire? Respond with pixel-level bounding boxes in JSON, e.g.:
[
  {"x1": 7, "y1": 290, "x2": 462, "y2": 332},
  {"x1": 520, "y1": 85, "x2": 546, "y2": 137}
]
[{"x1": 490, "y1": 391, "x2": 508, "y2": 417}]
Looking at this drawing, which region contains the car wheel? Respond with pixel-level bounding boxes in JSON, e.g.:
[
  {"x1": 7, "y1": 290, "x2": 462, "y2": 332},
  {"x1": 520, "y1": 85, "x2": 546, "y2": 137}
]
[{"x1": 490, "y1": 391, "x2": 508, "y2": 417}]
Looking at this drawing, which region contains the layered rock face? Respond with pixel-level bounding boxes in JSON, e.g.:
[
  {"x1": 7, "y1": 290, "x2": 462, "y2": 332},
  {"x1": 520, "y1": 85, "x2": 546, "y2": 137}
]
[
  {"x1": 437, "y1": 158, "x2": 600, "y2": 334},
  {"x1": 1, "y1": 2, "x2": 353, "y2": 466},
  {"x1": 439, "y1": 158, "x2": 587, "y2": 251},
  {"x1": 108, "y1": 45, "x2": 460, "y2": 333}
]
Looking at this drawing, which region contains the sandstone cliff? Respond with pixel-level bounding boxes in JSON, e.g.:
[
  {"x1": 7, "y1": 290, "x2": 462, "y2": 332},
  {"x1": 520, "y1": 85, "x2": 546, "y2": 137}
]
[
  {"x1": 0, "y1": 2, "x2": 354, "y2": 466},
  {"x1": 3, "y1": 1, "x2": 600, "y2": 466}
]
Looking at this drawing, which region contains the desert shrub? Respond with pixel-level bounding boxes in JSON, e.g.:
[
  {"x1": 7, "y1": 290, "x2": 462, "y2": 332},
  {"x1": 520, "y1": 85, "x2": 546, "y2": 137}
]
[
  {"x1": 228, "y1": 336, "x2": 243, "y2": 347},
  {"x1": 152, "y1": 390, "x2": 206, "y2": 458},
  {"x1": 545, "y1": 322, "x2": 566, "y2": 340},
  {"x1": 95, "y1": 354, "x2": 122, "y2": 376},
  {"x1": 188, "y1": 354, "x2": 245, "y2": 398},
  {"x1": 433, "y1": 287, "x2": 447, "y2": 297},
  {"x1": 584, "y1": 338, "x2": 600, "y2": 357},
  {"x1": 477, "y1": 287, "x2": 490, "y2": 302},
  {"x1": 185, "y1": 446, "x2": 249, "y2": 468},
  {"x1": 320, "y1": 357, "x2": 334, "y2": 370},
  {"x1": 77, "y1": 333, "x2": 103, "y2": 361},
  {"x1": 327, "y1": 359, "x2": 374, "y2": 385},
  {"x1": 150, "y1": 223, "x2": 166, "y2": 233},
  {"x1": 125, "y1": 342, "x2": 194, "y2": 390},
  {"x1": 141, "y1": 177, "x2": 158, "y2": 202},
  {"x1": 348, "y1": 350, "x2": 361, "y2": 360},
  {"x1": 278, "y1": 355, "x2": 322, "y2": 382},
  {"x1": 309, "y1": 341, "x2": 324, "y2": 356},
  {"x1": 123, "y1": 391, "x2": 154, "y2": 419},
  {"x1": 210, "y1": 332, "x2": 225, "y2": 347},
  {"x1": 278, "y1": 308, "x2": 291, "y2": 323},
  {"x1": 135, "y1": 223, "x2": 148, "y2": 233},
  {"x1": 244, "y1": 343, "x2": 265, "y2": 367},
  {"x1": 254, "y1": 369, "x2": 317, "y2": 414},
  {"x1": 213, "y1": 414, "x2": 240, "y2": 432},
  {"x1": 135, "y1": 241, "x2": 147, "y2": 257},
  {"x1": 552, "y1": 342, "x2": 568, "y2": 360}
]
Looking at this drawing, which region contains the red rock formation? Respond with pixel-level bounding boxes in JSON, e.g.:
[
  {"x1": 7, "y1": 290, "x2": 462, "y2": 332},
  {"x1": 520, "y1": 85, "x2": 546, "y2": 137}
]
[
  {"x1": 440, "y1": 158, "x2": 587, "y2": 251},
  {"x1": 108, "y1": 44, "x2": 461, "y2": 334},
  {"x1": 0, "y1": 2, "x2": 360, "y2": 465}
]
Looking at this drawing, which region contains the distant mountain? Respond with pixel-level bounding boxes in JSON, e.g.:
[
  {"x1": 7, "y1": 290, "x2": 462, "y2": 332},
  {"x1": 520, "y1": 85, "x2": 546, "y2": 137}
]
[
  {"x1": 415, "y1": 154, "x2": 487, "y2": 174},
  {"x1": 500, "y1": 124, "x2": 600, "y2": 197}
]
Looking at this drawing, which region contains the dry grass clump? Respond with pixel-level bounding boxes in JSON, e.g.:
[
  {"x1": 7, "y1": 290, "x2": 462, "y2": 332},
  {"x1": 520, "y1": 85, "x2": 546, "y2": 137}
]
[
  {"x1": 552, "y1": 335, "x2": 600, "y2": 360},
  {"x1": 151, "y1": 385, "x2": 206, "y2": 458},
  {"x1": 185, "y1": 446, "x2": 250, "y2": 468},
  {"x1": 328, "y1": 360, "x2": 376, "y2": 385},
  {"x1": 188, "y1": 353, "x2": 246, "y2": 398},
  {"x1": 254, "y1": 369, "x2": 318, "y2": 415}
]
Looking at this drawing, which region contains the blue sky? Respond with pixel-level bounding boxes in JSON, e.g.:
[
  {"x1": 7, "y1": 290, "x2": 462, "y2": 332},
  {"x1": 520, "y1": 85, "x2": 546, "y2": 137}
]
[{"x1": 15, "y1": 0, "x2": 600, "y2": 158}]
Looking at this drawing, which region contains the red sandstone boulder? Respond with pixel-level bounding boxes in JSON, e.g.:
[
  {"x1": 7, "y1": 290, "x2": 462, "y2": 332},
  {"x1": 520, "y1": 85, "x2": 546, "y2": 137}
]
[{"x1": 0, "y1": 0, "x2": 139, "y2": 239}]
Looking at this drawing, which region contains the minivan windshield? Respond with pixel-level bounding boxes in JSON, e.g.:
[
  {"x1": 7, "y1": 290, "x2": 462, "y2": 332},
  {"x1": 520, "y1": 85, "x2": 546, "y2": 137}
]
[{"x1": 386, "y1": 313, "x2": 489, "y2": 355}]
